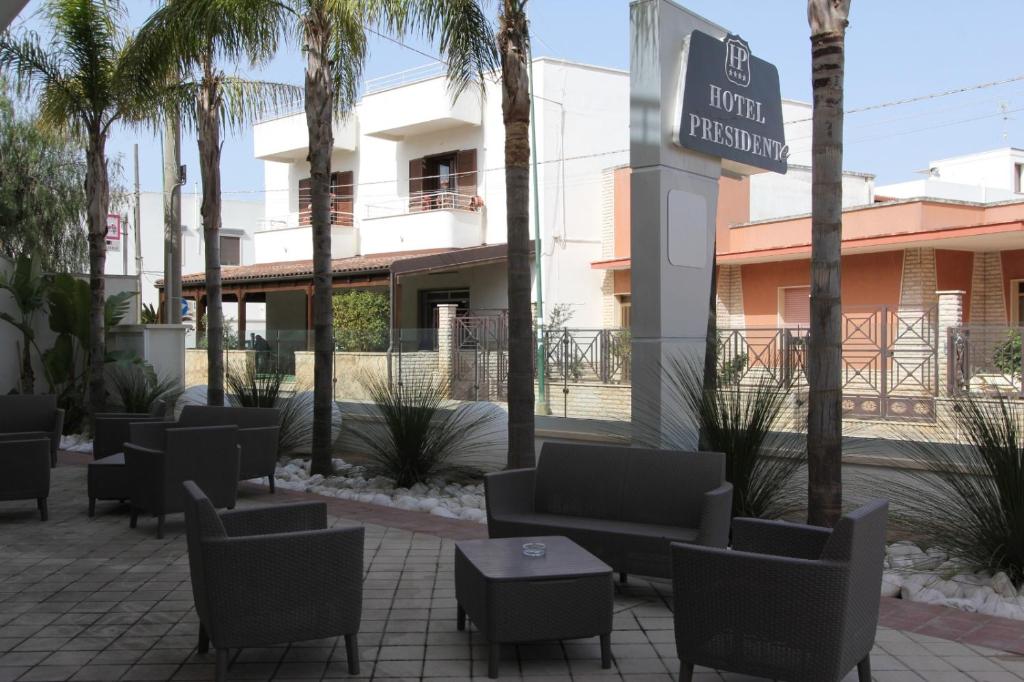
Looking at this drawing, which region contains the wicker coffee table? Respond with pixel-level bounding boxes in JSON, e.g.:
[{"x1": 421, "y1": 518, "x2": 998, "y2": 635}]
[{"x1": 454, "y1": 535, "x2": 613, "y2": 678}]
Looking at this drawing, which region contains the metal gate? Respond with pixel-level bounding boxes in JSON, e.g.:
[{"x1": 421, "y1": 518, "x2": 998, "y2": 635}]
[
  {"x1": 840, "y1": 305, "x2": 938, "y2": 421},
  {"x1": 450, "y1": 314, "x2": 508, "y2": 401}
]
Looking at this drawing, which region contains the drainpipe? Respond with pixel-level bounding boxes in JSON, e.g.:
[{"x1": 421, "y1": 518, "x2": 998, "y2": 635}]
[{"x1": 528, "y1": 50, "x2": 550, "y2": 415}]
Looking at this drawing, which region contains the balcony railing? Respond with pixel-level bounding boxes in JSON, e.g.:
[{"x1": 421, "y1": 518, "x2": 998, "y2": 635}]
[
  {"x1": 257, "y1": 209, "x2": 355, "y2": 232},
  {"x1": 364, "y1": 191, "x2": 482, "y2": 219}
]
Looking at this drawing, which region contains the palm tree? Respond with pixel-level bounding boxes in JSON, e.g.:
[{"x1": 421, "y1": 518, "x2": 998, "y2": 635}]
[
  {"x1": 806, "y1": 0, "x2": 852, "y2": 527},
  {"x1": 132, "y1": 0, "x2": 297, "y2": 407},
  {"x1": 497, "y1": 0, "x2": 534, "y2": 469},
  {"x1": 291, "y1": 0, "x2": 495, "y2": 476},
  {"x1": 0, "y1": 0, "x2": 157, "y2": 417}
]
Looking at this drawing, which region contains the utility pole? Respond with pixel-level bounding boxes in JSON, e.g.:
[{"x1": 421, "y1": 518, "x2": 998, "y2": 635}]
[
  {"x1": 162, "y1": 113, "x2": 182, "y2": 323},
  {"x1": 133, "y1": 143, "x2": 142, "y2": 320}
]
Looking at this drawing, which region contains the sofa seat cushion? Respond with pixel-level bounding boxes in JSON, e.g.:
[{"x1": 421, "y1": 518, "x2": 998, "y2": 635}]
[{"x1": 494, "y1": 512, "x2": 699, "y2": 546}]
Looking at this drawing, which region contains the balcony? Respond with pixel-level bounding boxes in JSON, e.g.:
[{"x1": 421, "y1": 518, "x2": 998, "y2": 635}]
[
  {"x1": 361, "y1": 192, "x2": 483, "y2": 255},
  {"x1": 254, "y1": 211, "x2": 358, "y2": 262},
  {"x1": 360, "y1": 77, "x2": 482, "y2": 140},
  {"x1": 254, "y1": 112, "x2": 357, "y2": 162}
]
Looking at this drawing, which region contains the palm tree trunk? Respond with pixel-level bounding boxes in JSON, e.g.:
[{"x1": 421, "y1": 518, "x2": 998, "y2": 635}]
[
  {"x1": 85, "y1": 130, "x2": 109, "y2": 417},
  {"x1": 19, "y1": 332, "x2": 34, "y2": 394},
  {"x1": 304, "y1": 11, "x2": 335, "y2": 477},
  {"x1": 198, "y1": 69, "x2": 225, "y2": 406},
  {"x1": 806, "y1": 0, "x2": 851, "y2": 527},
  {"x1": 501, "y1": 1, "x2": 535, "y2": 470}
]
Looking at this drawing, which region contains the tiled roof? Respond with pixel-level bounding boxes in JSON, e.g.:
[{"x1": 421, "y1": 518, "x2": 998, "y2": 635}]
[{"x1": 167, "y1": 248, "x2": 453, "y2": 288}]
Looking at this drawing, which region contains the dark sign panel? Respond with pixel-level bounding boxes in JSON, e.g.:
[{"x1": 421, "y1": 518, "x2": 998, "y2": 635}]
[{"x1": 675, "y1": 30, "x2": 787, "y2": 174}]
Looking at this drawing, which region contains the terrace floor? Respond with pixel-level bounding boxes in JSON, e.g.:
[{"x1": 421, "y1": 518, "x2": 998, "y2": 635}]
[{"x1": 0, "y1": 455, "x2": 1022, "y2": 682}]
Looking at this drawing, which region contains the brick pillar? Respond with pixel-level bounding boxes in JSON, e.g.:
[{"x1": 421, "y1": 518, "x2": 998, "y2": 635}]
[
  {"x1": 436, "y1": 304, "x2": 458, "y2": 386},
  {"x1": 937, "y1": 290, "x2": 965, "y2": 395}
]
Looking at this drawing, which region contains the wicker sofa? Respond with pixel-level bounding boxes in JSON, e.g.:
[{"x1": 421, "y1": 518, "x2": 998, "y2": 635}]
[
  {"x1": 671, "y1": 499, "x2": 889, "y2": 682},
  {"x1": 176, "y1": 406, "x2": 282, "y2": 491},
  {"x1": 0, "y1": 395, "x2": 65, "y2": 467},
  {"x1": 485, "y1": 442, "x2": 732, "y2": 580},
  {"x1": 182, "y1": 480, "x2": 364, "y2": 680}
]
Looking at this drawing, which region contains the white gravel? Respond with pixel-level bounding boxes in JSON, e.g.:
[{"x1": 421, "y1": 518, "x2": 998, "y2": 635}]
[
  {"x1": 274, "y1": 457, "x2": 488, "y2": 524},
  {"x1": 883, "y1": 541, "x2": 1024, "y2": 620}
]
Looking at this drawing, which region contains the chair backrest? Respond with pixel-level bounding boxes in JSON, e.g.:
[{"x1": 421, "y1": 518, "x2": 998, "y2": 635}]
[
  {"x1": 821, "y1": 499, "x2": 889, "y2": 663},
  {"x1": 534, "y1": 443, "x2": 725, "y2": 526},
  {"x1": 129, "y1": 421, "x2": 170, "y2": 450},
  {"x1": 619, "y1": 448, "x2": 725, "y2": 528},
  {"x1": 164, "y1": 426, "x2": 240, "y2": 511},
  {"x1": 94, "y1": 415, "x2": 165, "y2": 459},
  {"x1": 0, "y1": 395, "x2": 56, "y2": 434},
  {"x1": 182, "y1": 480, "x2": 227, "y2": 627},
  {"x1": 179, "y1": 405, "x2": 283, "y2": 429}
]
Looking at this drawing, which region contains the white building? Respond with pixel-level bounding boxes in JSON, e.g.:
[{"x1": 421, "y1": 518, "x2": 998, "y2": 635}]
[
  {"x1": 176, "y1": 58, "x2": 629, "y2": 353},
  {"x1": 876, "y1": 148, "x2": 1024, "y2": 203},
  {"x1": 107, "y1": 191, "x2": 265, "y2": 342}
]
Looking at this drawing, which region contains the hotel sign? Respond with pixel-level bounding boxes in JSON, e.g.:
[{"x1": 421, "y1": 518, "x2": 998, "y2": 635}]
[{"x1": 675, "y1": 30, "x2": 787, "y2": 174}]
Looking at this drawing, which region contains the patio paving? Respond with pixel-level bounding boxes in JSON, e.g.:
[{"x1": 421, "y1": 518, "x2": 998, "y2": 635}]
[{"x1": 0, "y1": 456, "x2": 1021, "y2": 681}]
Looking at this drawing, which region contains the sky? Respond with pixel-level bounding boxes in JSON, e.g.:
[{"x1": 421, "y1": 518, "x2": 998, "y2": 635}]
[{"x1": 11, "y1": 0, "x2": 1024, "y2": 201}]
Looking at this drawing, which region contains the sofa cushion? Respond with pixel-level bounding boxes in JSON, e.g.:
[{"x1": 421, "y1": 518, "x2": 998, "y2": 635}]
[
  {"x1": 619, "y1": 449, "x2": 725, "y2": 528},
  {"x1": 533, "y1": 443, "x2": 626, "y2": 521}
]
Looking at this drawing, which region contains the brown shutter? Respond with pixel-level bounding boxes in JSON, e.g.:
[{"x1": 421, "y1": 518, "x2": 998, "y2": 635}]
[
  {"x1": 456, "y1": 149, "x2": 477, "y2": 207},
  {"x1": 781, "y1": 286, "x2": 810, "y2": 327},
  {"x1": 298, "y1": 177, "x2": 312, "y2": 225},
  {"x1": 333, "y1": 170, "x2": 354, "y2": 227},
  {"x1": 409, "y1": 158, "x2": 425, "y2": 212}
]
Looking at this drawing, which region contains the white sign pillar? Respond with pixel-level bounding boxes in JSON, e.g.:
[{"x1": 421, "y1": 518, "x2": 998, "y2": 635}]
[{"x1": 630, "y1": 1, "x2": 726, "y2": 448}]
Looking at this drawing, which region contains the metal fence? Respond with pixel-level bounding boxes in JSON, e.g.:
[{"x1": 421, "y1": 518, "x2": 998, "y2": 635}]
[{"x1": 948, "y1": 325, "x2": 1023, "y2": 398}]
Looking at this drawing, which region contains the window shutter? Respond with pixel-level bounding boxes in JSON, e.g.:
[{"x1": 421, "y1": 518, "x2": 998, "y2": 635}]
[
  {"x1": 456, "y1": 149, "x2": 477, "y2": 202},
  {"x1": 219, "y1": 236, "x2": 240, "y2": 266},
  {"x1": 409, "y1": 158, "x2": 425, "y2": 212},
  {"x1": 298, "y1": 177, "x2": 312, "y2": 225},
  {"x1": 781, "y1": 286, "x2": 810, "y2": 327}
]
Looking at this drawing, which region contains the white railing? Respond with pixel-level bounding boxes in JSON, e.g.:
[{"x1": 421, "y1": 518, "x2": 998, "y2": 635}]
[
  {"x1": 364, "y1": 191, "x2": 481, "y2": 219},
  {"x1": 257, "y1": 209, "x2": 355, "y2": 232},
  {"x1": 364, "y1": 63, "x2": 447, "y2": 94}
]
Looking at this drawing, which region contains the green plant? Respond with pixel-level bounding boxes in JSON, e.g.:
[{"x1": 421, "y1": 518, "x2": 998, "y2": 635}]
[
  {"x1": 546, "y1": 302, "x2": 575, "y2": 330},
  {"x1": 992, "y1": 329, "x2": 1022, "y2": 380},
  {"x1": 885, "y1": 395, "x2": 1024, "y2": 587},
  {"x1": 719, "y1": 351, "x2": 748, "y2": 386},
  {"x1": 107, "y1": 363, "x2": 181, "y2": 414},
  {"x1": 140, "y1": 303, "x2": 159, "y2": 324},
  {"x1": 349, "y1": 372, "x2": 497, "y2": 488},
  {"x1": 226, "y1": 360, "x2": 285, "y2": 408},
  {"x1": 332, "y1": 289, "x2": 389, "y2": 352},
  {"x1": 639, "y1": 357, "x2": 804, "y2": 519},
  {"x1": 42, "y1": 274, "x2": 136, "y2": 431},
  {"x1": 197, "y1": 316, "x2": 237, "y2": 350},
  {"x1": 0, "y1": 254, "x2": 49, "y2": 393}
]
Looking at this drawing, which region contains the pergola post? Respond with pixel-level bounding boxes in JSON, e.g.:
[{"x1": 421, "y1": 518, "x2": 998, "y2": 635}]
[{"x1": 237, "y1": 290, "x2": 247, "y2": 349}]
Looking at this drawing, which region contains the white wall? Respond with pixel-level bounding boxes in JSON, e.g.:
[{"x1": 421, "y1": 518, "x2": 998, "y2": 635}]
[
  {"x1": 749, "y1": 165, "x2": 875, "y2": 221},
  {"x1": 928, "y1": 148, "x2": 1024, "y2": 193},
  {"x1": 876, "y1": 178, "x2": 1018, "y2": 203}
]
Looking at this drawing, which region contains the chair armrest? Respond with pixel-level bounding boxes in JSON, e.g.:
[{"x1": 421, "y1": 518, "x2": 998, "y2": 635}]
[
  {"x1": 0, "y1": 431, "x2": 51, "y2": 442},
  {"x1": 697, "y1": 482, "x2": 733, "y2": 548},
  {"x1": 484, "y1": 468, "x2": 536, "y2": 517},
  {"x1": 671, "y1": 542, "x2": 848, "y2": 652},
  {"x1": 200, "y1": 526, "x2": 364, "y2": 638},
  {"x1": 0, "y1": 438, "x2": 50, "y2": 495},
  {"x1": 52, "y1": 408, "x2": 64, "y2": 448},
  {"x1": 236, "y1": 426, "x2": 280, "y2": 477},
  {"x1": 732, "y1": 517, "x2": 833, "y2": 560},
  {"x1": 219, "y1": 502, "x2": 327, "y2": 537},
  {"x1": 124, "y1": 443, "x2": 166, "y2": 513}
]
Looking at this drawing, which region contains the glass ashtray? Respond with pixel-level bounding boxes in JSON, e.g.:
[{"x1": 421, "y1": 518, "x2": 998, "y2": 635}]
[{"x1": 522, "y1": 542, "x2": 546, "y2": 557}]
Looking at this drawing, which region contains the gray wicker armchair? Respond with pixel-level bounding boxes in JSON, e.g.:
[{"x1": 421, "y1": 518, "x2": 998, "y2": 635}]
[
  {"x1": 176, "y1": 406, "x2": 282, "y2": 491},
  {"x1": 0, "y1": 433, "x2": 51, "y2": 520},
  {"x1": 0, "y1": 395, "x2": 65, "y2": 467},
  {"x1": 125, "y1": 424, "x2": 240, "y2": 538},
  {"x1": 671, "y1": 499, "x2": 889, "y2": 682},
  {"x1": 182, "y1": 481, "x2": 364, "y2": 681}
]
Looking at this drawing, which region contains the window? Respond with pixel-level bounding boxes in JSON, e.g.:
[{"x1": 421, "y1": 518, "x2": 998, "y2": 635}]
[
  {"x1": 298, "y1": 170, "x2": 354, "y2": 226},
  {"x1": 418, "y1": 289, "x2": 470, "y2": 350},
  {"x1": 409, "y1": 149, "x2": 477, "y2": 211},
  {"x1": 1016, "y1": 163, "x2": 1024, "y2": 194},
  {"x1": 779, "y1": 286, "x2": 810, "y2": 327},
  {"x1": 219, "y1": 236, "x2": 241, "y2": 266},
  {"x1": 1012, "y1": 280, "x2": 1024, "y2": 326},
  {"x1": 619, "y1": 295, "x2": 632, "y2": 329}
]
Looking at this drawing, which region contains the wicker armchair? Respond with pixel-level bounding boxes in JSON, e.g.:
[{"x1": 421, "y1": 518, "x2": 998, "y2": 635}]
[
  {"x1": 0, "y1": 433, "x2": 51, "y2": 520},
  {"x1": 125, "y1": 424, "x2": 240, "y2": 538},
  {"x1": 182, "y1": 481, "x2": 364, "y2": 681},
  {"x1": 176, "y1": 406, "x2": 282, "y2": 492},
  {"x1": 0, "y1": 395, "x2": 65, "y2": 467},
  {"x1": 671, "y1": 499, "x2": 889, "y2": 682}
]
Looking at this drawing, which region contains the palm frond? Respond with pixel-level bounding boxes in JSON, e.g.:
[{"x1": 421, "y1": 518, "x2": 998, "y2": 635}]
[
  {"x1": 409, "y1": 0, "x2": 499, "y2": 99},
  {"x1": 216, "y1": 77, "x2": 303, "y2": 130}
]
